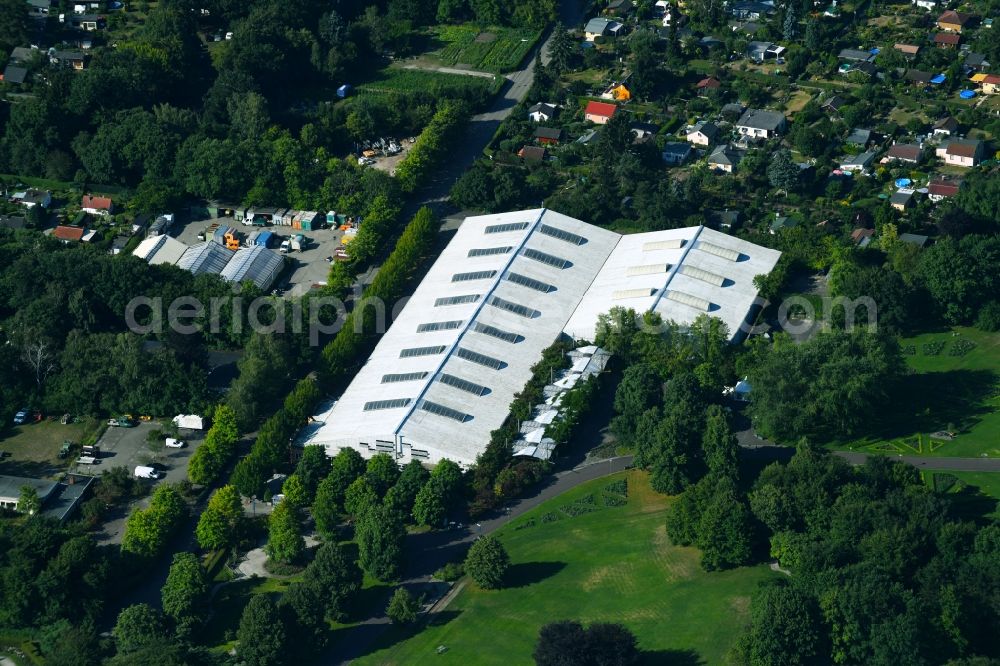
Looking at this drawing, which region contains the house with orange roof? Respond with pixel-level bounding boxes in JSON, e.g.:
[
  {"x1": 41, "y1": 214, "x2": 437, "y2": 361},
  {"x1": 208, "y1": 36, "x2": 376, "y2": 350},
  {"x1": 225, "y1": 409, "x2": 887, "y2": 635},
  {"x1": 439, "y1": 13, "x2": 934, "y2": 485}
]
[{"x1": 81, "y1": 194, "x2": 113, "y2": 216}]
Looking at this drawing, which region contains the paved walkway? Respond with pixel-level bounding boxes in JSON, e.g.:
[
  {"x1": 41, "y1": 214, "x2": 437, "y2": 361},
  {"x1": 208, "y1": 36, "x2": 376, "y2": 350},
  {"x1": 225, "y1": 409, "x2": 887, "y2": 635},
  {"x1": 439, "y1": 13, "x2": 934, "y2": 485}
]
[{"x1": 401, "y1": 64, "x2": 496, "y2": 79}]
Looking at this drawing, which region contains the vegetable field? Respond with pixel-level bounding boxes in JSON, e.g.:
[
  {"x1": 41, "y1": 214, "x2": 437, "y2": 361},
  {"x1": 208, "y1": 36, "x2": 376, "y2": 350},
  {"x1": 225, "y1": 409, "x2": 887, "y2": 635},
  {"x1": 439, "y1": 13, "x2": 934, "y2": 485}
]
[
  {"x1": 428, "y1": 25, "x2": 541, "y2": 72},
  {"x1": 357, "y1": 69, "x2": 502, "y2": 107}
]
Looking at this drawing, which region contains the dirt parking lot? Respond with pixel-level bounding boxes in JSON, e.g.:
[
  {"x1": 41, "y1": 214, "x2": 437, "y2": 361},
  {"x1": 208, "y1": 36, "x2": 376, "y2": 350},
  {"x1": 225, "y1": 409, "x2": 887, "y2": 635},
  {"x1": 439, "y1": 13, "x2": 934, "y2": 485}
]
[{"x1": 172, "y1": 216, "x2": 345, "y2": 297}]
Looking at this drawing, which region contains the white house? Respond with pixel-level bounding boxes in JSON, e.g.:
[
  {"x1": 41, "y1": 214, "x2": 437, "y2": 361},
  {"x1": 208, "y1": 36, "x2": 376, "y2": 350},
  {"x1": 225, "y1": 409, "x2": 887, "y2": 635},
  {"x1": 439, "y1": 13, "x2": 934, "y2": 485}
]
[
  {"x1": 686, "y1": 122, "x2": 720, "y2": 146},
  {"x1": 736, "y1": 109, "x2": 786, "y2": 139},
  {"x1": 913, "y1": 0, "x2": 937, "y2": 9},
  {"x1": 528, "y1": 103, "x2": 557, "y2": 122},
  {"x1": 936, "y1": 139, "x2": 985, "y2": 167}
]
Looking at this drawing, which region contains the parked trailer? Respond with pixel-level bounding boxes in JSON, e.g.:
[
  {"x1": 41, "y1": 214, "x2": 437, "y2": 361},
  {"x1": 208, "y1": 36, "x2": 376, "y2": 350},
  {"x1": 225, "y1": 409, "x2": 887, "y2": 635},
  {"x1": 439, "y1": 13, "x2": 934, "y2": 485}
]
[
  {"x1": 257, "y1": 231, "x2": 275, "y2": 248},
  {"x1": 77, "y1": 456, "x2": 99, "y2": 465},
  {"x1": 290, "y1": 234, "x2": 306, "y2": 251}
]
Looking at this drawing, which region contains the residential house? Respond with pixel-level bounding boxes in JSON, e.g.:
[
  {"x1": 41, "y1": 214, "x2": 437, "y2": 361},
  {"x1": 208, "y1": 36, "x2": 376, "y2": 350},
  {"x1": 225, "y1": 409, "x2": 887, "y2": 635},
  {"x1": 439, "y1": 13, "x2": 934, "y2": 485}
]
[
  {"x1": 932, "y1": 116, "x2": 959, "y2": 136},
  {"x1": 528, "y1": 103, "x2": 557, "y2": 122},
  {"x1": 605, "y1": 0, "x2": 634, "y2": 14},
  {"x1": 630, "y1": 122, "x2": 658, "y2": 142},
  {"x1": 695, "y1": 77, "x2": 721, "y2": 94},
  {"x1": 936, "y1": 138, "x2": 985, "y2": 167},
  {"x1": 8, "y1": 47, "x2": 36, "y2": 63},
  {"x1": 13, "y1": 189, "x2": 51, "y2": 208},
  {"x1": 982, "y1": 75, "x2": 1000, "y2": 94},
  {"x1": 584, "y1": 17, "x2": 624, "y2": 40},
  {"x1": 584, "y1": 100, "x2": 617, "y2": 124},
  {"x1": 840, "y1": 151, "x2": 876, "y2": 172},
  {"x1": 661, "y1": 142, "x2": 693, "y2": 165},
  {"x1": 851, "y1": 228, "x2": 875, "y2": 247},
  {"x1": 602, "y1": 83, "x2": 631, "y2": 101},
  {"x1": 934, "y1": 33, "x2": 960, "y2": 49},
  {"x1": 899, "y1": 233, "x2": 929, "y2": 247},
  {"x1": 81, "y1": 194, "x2": 113, "y2": 215},
  {"x1": 846, "y1": 128, "x2": 875, "y2": 147},
  {"x1": 50, "y1": 50, "x2": 86, "y2": 70},
  {"x1": 67, "y1": 14, "x2": 104, "y2": 30},
  {"x1": 707, "y1": 145, "x2": 744, "y2": 172},
  {"x1": 686, "y1": 121, "x2": 719, "y2": 146},
  {"x1": 904, "y1": 69, "x2": 933, "y2": 84},
  {"x1": 965, "y1": 52, "x2": 990, "y2": 72},
  {"x1": 913, "y1": 0, "x2": 937, "y2": 9},
  {"x1": 730, "y1": 1, "x2": 776, "y2": 20},
  {"x1": 518, "y1": 146, "x2": 547, "y2": 162},
  {"x1": 890, "y1": 190, "x2": 915, "y2": 211},
  {"x1": 533, "y1": 127, "x2": 563, "y2": 145},
  {"x1": 927, "y1": 178, "x2": 962, "y2": 201},
  {"x1": 26, "y1": 0, "x2": 51, "y2": 16},
  {"x1": 53, "y1": 225, "x2": 85, "y2": 242},
  {"x1": 839, "y1": 48, "x2": 876, "y2": 62},
  {"x1": 73, "y1": 0, "x2": 101, "y2": 12},
  {"x1": 885, "y1": 143, "x2": 923, "y2": 164},
  {"x1": 707, "y1": 210, "x2": 741, "y2": 229},
  {"x1": 747, "y1": 41, "x2": 784, "y2": 62},
  {"x1": 736, "y1": 109, "x2": 786, "y2": 138},
  {"x1": 851, "y1": 61, "x2": 878, "y2": 77},
  {"x1": 2, "y1": 65, "x2": 28, "y2": 84},
  {"x1": 937, "y1": 10, "x2": 974, "y2": 32},
  {"x1": 822, "y1": 95, "x2": 847, "y2": 114},
  {"x1": 894, "y1": 43, "x2": 920, "y2": 58},
  {"x1": 770, "y1": 215, "x2": 798, "y2": 233}
]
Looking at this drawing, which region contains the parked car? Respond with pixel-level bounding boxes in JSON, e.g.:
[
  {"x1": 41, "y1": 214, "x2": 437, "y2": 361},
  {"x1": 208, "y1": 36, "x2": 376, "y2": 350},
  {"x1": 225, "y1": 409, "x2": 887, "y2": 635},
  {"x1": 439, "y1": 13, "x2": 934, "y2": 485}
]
[
  {"x1": 107, "y1": 416, "x2": 135, "y2": 427},
  {"x1": 134, "y1": 466, "x2": 163, "y2": 479},
  {"x1": 165, "y1": 438, "x2": 185, "y2": 448},
  {"x1": 13, "y1": 408, "x2": 29, "y2": 425}
]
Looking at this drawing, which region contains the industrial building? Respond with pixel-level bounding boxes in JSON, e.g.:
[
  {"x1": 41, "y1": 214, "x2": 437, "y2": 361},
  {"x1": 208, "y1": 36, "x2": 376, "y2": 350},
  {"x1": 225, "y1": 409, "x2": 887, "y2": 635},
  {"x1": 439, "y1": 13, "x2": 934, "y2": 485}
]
[
  {"x1": 134, "y1": 237, "x2": 285, "y2": 291},
  {"x1": 176, "y1": 241, "x2": 235, "y2": 276},
  {"x1": 133, "y1": 234, "x2": 189, "y2": 266},
  {"x1": 220, "y1": 245, "x2": 286, "y2": 290},
  {"x1": 299, "y1": 209, "x2": 780, "y2": 468}
]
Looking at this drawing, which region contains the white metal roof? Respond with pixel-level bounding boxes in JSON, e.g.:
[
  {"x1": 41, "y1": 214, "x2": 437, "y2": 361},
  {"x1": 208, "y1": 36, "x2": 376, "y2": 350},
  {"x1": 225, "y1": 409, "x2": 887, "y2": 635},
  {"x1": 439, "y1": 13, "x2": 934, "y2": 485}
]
[
  {"x1": 220, "y1": 246, "x2": 284, "y2": 290},
  {"x1": 133, "y1": 235, "x2": 188, "y2": 266},
  {"x1": 304, "y1": 210, "x2": 780, "y2": 467},
  {"x1": 176, "y1": 242, "x2": 234, "y2": 275}
]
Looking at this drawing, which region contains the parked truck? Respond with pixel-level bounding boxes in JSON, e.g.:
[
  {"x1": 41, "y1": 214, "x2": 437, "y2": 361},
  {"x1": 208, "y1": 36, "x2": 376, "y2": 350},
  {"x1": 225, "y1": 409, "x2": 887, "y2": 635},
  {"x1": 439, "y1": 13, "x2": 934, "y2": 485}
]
[
  {"x1": 290, "y1": 234, "x2": 307, "y2": 251},
  {"x1": 134, "y1": 466, "x2": 163, "y2": 480}
]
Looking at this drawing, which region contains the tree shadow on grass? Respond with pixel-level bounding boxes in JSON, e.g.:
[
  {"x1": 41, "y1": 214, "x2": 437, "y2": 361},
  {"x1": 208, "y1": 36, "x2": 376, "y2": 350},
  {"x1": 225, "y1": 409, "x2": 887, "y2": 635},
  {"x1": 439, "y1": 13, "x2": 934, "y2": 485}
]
[
  {"x1": 874, "y1": 369, "x2": 997, "y2": 440},
  {"x1": 640, "y1": 648, "x2": 704, "y2": 665},
  {"x1": 326, "y1": 610, "x2": 463, "y2": 661},
  {"x1": 504, "y1": 561, "x2": 566, "y2": 589}
]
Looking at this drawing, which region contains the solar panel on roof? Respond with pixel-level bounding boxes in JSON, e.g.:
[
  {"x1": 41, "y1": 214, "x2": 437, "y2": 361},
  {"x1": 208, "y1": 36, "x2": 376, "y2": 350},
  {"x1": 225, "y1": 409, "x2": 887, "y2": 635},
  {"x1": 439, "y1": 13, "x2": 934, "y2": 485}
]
[
  {"x1": 613, "y1": 288, "x2": 657, "y2": 300},
  {"x1": 468, "y1": 246, "x2": 513, "y2": 257},
  {"x1": 382, "y1": 372, "x2": 429, "y2": 383},
  {"x1": 643, "y1": 239, "x2": 686, "y2": 251},
  {"x1": 665, "y1": 290, "x2": 711, "y2": 311},
  {"x1": 452, "y1": 270, "x2": 497, "y2": 282},
  {"x1": 489, "y1": 296, "x2": 541, "y2": 318},
  {"x1": 522, "y1": 247, "x2": 570, "y2": 269},
  {"x1": 435, "y1": 294, "x2": 480, "y2": 307},
  {"x1": 505, "y1": 272, "x2": 555, "y2": 293},
  {"x1": 416, "y1": 320, "x2": 463, "y2": 333},
  {"x1": 626, "y1": 263, "x2": 670, "y2": 277},
  {"x1": 438, "y1": 373, "x2": 489, "y2": 396},
  {"x1": 363, "y1": 398, "x2": 411, "y2": 411},
  {"x1": 399, "y1": 345, "x2": 447, "y2": 358},
  {"x1": 679, "y1": 264, "x2": 726, "y2": 286},
  {"x1": 484, "y1": 221, "x2": 529, "y2": 234},
  {"x1": 697, "y1": 241, "x2": 741, "y2": 261},
  {"x1": 455, "y1": 347, "x2": 506, "y2": 370},
  {"x1": 470, "y1": 322, "x2": 523, "y2": 343},
  {"x1": 538, "y1": 223, "x2": 587, "y2": 245},
  {"x1": 419, "y1": 399, "x2": 472, "y2": 422}
]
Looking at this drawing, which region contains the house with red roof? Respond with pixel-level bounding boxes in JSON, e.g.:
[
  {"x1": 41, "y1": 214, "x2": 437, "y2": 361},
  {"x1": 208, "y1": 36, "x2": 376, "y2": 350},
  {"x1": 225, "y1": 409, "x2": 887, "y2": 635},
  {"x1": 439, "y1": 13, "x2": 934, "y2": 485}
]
[
  {"x1": 81, "y1": 194, "x2": 113, "y2": 216},
  {"x1": 53, "y1": 226, "x2": 85, "y2": 243},
  {"x1": 695, "y1": 77, "x2": 721, "y2": 95},
  {"x1": 927, "y1": 179, "x2": 962, "y2": 201},
  {"x1": 584, "y1": 100, "x2": 617, "y2": 124},
  {"x1": 982, "y1": 74, "x2": 1000, "y2": 95},
  {"x1": 934, "y1": 32, "x2": 960, "y2": 48},
  {"x1": 937, "y1": 10, "x2": 974, "y2": 32}
]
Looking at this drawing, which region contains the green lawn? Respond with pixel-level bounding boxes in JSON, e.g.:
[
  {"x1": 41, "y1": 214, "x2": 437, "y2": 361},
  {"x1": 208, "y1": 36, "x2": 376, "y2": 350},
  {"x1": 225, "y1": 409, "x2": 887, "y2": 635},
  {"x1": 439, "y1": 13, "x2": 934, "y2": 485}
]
[
  {"x1": 841, "y1": 327, "x2": 1000, "y2": 458},
  {"x1": 356, "y1": 470, "x2": 778, "y2": 665},
  {"x1": 0, "y1": 418, "x2": 99, "y2": 477},
  {"x1": 422, "y1": 24, "x2": 542, "y2": 72},
  {"x1": 925, "y1": 471, "x2": 1000, "y2": 520}
]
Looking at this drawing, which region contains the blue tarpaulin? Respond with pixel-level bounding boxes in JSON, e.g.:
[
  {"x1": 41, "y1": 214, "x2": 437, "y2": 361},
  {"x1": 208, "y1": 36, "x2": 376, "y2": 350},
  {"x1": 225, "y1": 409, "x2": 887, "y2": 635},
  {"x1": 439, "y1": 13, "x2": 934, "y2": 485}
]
[{"x1": 930, "y1": 73, "x2": 946, "y2": 84}]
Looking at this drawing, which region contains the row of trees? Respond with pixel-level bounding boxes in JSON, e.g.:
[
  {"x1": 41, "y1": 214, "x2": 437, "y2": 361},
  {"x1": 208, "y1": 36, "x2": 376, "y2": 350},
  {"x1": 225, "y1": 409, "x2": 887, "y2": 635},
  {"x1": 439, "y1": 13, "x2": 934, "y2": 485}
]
[
  {"x1": 120, "y1": 484, "x2": 189, "y2": 559},
  {"x1": 187, "y1": 405, "x2": 240, "y2": 486},
  {"x1": 394, "y1": 102, "x2": 469, "y2": 192}
]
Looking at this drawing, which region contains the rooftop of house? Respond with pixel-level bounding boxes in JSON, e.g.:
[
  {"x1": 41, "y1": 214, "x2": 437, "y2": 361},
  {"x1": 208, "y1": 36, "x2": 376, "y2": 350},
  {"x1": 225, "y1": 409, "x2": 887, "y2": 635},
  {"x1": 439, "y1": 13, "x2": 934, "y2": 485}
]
[
  {"x1": 696, "y1": 76, "x2": 721, "y2": 89},
  {"x1": 533, "y1": 127, "x2": 563, "y2": 140},
  {"x1": 584, "y1": 17, "x2": 620, "y2": 33},
  {"x1": 887, "y1": 144, "x2": 922, "y2": 160},
  {"x1": 846, "y1": 128, "x2": 874, "y2": 144},
  {"x1": 839, "y1": 48, "x2": 875, "y2": 62},
  {"x1": 53, "y1": 225, "x2": 85, "y2": 241},
  {"x1": 928, "y1": 179, "x2": 961, "y2": 196},
  {"x1": 938, "y1": 10, "x2": 973, "y2": 24},
  {"x1": 899, "y1": 233, "x2": 929, "y2": 247},
  {"x1": 933, "y1": 116, "x2": 959, "y2": 132},
  {"x1": 662, "y1": 142, "x2": 693, "y2": 156},
  {"x1": 842, "y1": 151, "x2": 876, "y2": 166},
  {"x1": 690, "y1": 121, "x2": 719, "y2": 138},
  {"x1": 2, "y1": 65, "x2": 28, "y2": 84},
  {"x1": 905, "y1": 69, "x2": 933, "y2": 82},
  {"x1": 894, "y1": 43, "x2": 920, "y2": 54},
  {"x1": 519, "y1": 145, "x2": 547, "y2": 161},
  {"x1": 584, "y1": 100, "x2": 617, "y2": 118},
  {"x1": 82, "y1": 194, "x2": 112, "y2": 209},
  {"x1": 944, "y1": 138, "x2": 983, "y2": 157},
  {"x1": 736, "y1": 108, "x2": 785, "y2": 130},
  {"x1": 529, "y1": 102, "x2": 557, "y2": 115},
  {"x1": 890, "y1": 190, "x2": 914, "y2": 204},
  {"x1": 708, "y1": 144, "x2": 743, "y2": 165},
  {"x1": 934, "y1": 33, "x2": 961, "y2": 45}
]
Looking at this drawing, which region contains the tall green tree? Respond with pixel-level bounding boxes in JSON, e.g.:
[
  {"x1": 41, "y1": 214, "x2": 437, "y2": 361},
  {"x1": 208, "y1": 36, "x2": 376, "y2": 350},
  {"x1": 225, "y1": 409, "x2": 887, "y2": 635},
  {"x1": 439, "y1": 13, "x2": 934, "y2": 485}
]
[
  {"x1": 306, "y1": 541, "x2": 362, "y2": 621},
  {"x1": 702, "y1": 405, "x2": 739, "y2": 478},
  {"x1": 356, "y1": 504, "x2": 405, "y2": 581},
  {"x1": 733, "y1": 583, "x2": 823, "y2": 666},
  {"x1": 465, "y1": 535, "x2": 510, "y2": 590},
  {"x1": 195, "y1": 485, "x2": 243, "y2": 551},
  {"x1": 386, "y1": 587, "x2": 420, "y2": 624},
  {"x1": 161, "y1": 553, "x2": 210, "y2": 633},
  {"x1": 237, "y1": 595, "x2": 288, "y2": 666},
  {"x1": 267, "y1": 501, "x2": 305, "y2": 565},
  {"x1": 365, "y1": 453, "x2": 401, "y2": 497},
  {"x1": 113, "y1": 604, "x2": 169, "y2": 654}
]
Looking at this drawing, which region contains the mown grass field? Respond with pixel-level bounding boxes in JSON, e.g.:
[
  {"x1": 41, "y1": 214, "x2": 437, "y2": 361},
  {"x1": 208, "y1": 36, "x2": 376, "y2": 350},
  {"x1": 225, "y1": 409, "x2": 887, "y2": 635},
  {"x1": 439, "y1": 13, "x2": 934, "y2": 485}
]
[
  {"x1": 0, "y1": 419, "x2": 98, "y2": 477},
  {"x1": 926, "y1": 471, "x2": 1000, "y2": 520},
  {"x1": 843, "y1": 327, "x2": 1000, "y2": 458},
  {"x1": 356, "y1": 470, "x2": 778, "y2": 665}
]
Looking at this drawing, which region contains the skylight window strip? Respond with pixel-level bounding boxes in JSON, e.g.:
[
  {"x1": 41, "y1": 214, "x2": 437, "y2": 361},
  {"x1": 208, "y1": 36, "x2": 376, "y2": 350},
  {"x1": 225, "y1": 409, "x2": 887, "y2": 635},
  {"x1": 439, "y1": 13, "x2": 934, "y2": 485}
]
[
  {"x1": 419, "y1": 399, "x2": 472, "y2": 422},
  {"x1": 521, "y1": 247, "x2": 570, "y2": 269},
  {"x1": 416, "y1": 320, "x2": 463, "y2": 333},
  {"x1": 697, "y1": 241, "x2": 741, "y2": 261},
  {"x1": 468, "y1": 246, "x2": 513, "y2": 257},
  {"x1": 363, "y1": 398, "x2": 411, "y2": 411},
  {"x1": 489, "y1": 296, "x2": 541, "y2": 319},
  {"x1": 399, "y1": 345, "x2": 447, "y2": 358},
  {"x1": 452, "y1": 270, "x2": 498, "y2": 282},
  {"x1": 484, "y1": 221, "x2": 529, "y2": 234},
  {"x1": 643, "y1": 239, "x2": 686, "y2": 251},
  {"x1": 613, "y1": 288, "x2": 658, "y2": 300},
  {"x1": 434, "y1": 294, "x2": 480, "y2": 307},
  {"x1": 382, "y1": 372, "x2": 429, "y2": 383},
  {"x1": 665, "y1": 290, "x2": 712, "y2": 311},
  {"x1": 679, "y1": 264, "x2": 726, "y2": 287},
  {"x1": 470, "y1": 322, "x2": 523, "y2": 343},
  {"x1": 505, "y1": 271, "x2": 555, "y2": 293},
  {"x1": 538, "y1": 223, "x2": 587, "y2": 245},
  {"x1": 455, "y1": 347, "x2": 506, "y2": 370},
  {"x1": 626, "y1": 263, "x2": 671, "y2": 277},
  {"x1": 438, "y1": 373, "x2": 489, "y2": 396}
]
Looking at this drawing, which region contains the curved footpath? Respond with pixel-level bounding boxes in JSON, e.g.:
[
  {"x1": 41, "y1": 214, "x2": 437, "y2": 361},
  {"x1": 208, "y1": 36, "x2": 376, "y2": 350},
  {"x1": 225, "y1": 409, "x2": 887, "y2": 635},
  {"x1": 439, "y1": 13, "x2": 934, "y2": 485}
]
[{"x1": 334, "y1": 442, "x2": 1000, "y2": 664}]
